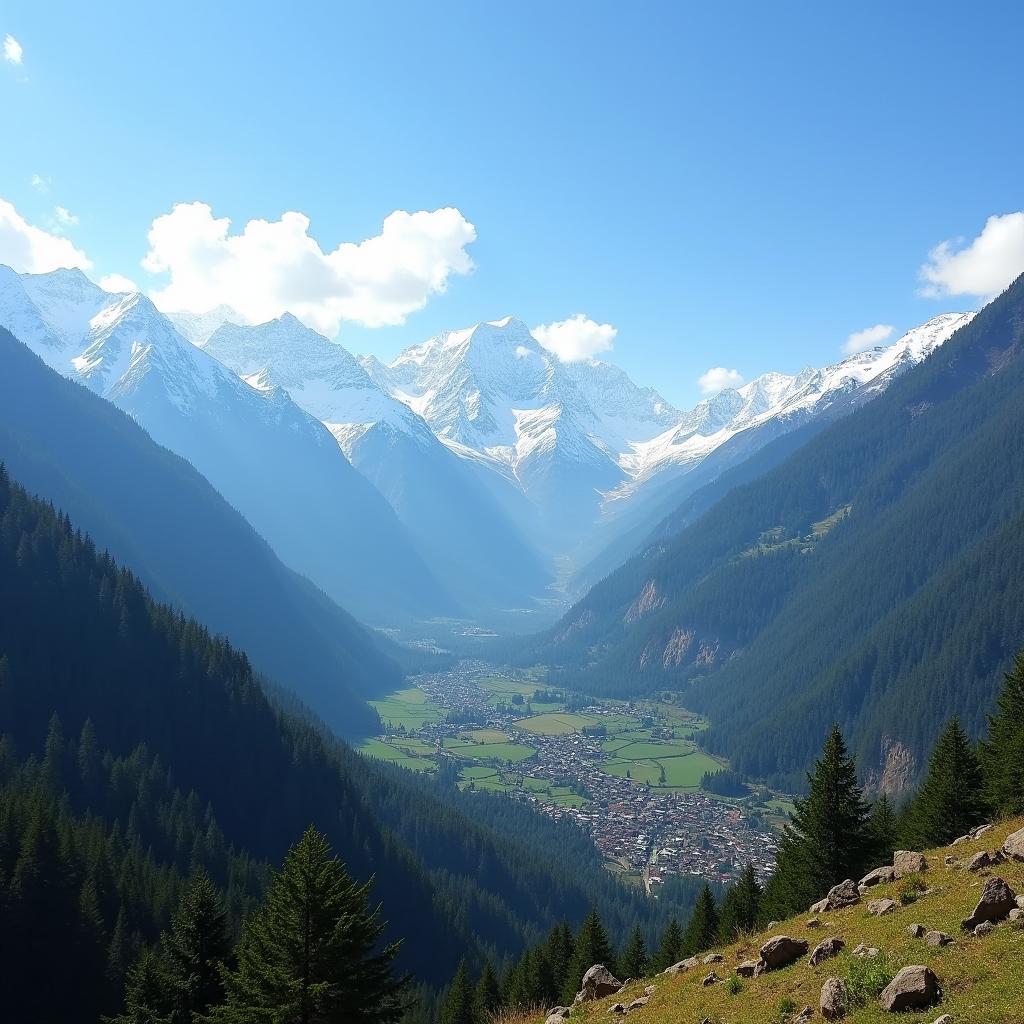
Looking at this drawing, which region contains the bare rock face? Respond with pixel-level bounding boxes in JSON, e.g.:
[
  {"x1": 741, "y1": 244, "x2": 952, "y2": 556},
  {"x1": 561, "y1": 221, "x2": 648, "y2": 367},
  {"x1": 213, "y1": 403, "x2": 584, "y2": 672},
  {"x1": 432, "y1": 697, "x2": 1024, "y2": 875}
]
[
  {"x1": 661, "y1": 957, "x2": 698, "y2": 976},
  {"x1": 809, "y1": 937, "x2": 846, "y2": 966},
  {"x1": 960, "y1": 876, "x2": 1019, "y2": 930},
  {"x1": 860, "y1": 865, "x2": 897, "y2": 889},
  {"x1": 574, "y1": 965, "x2": 623, "y2": 1004},
  {"x1": 868, "y1": 897, "x2": 898, "y2": 916},
  {"x1": 879, "y1": 965, "x2": 941, "y2": 1012},
  {"x1": 759, "y1": 935, "x2": 809, "y2": 971},
  {"x1": 1003, "y1": 826, "x2": 1024, "y2": 862},
  {"x1": 924, "y1": 931, "x2": 953, "y2": 947},
  {"x1": 820, "y1": 977, "x2": 850, "y2": 1020},
  {"x1": 735, "y1": 960, "x2": 761, "y2": 978},
  {"x1": 893, "y1": 850, "x2": 927, "y2": 878}
]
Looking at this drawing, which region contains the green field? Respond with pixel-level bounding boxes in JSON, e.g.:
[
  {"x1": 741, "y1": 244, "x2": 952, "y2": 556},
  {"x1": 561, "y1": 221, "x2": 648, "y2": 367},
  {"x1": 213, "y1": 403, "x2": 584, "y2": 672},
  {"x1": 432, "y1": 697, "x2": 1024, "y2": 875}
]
[
  {"x1": 515, "y1": 712, "x2": 600, "y2": 735},
  {"x1": 461, "y1": 728, "x2": 510, "y2": 743},
  {"x1": 357, "y1": 738, "x2": 437, "y2": 772},
  {"x1": 601, "y1": 748, "x2": 723, "y2": 789},
  {"x1": 452, "y1": 741, "x2": 535, "y2": 762},
  {"x1": 368, "y1": 687, "x2": 443, "y2": 730}
]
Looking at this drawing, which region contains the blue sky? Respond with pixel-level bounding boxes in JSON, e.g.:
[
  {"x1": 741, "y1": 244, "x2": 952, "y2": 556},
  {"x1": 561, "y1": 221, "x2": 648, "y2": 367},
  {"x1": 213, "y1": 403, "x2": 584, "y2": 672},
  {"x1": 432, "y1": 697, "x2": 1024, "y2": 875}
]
[{"x1": 2, "y1": 0, "x2": 1023, "y2": 407}]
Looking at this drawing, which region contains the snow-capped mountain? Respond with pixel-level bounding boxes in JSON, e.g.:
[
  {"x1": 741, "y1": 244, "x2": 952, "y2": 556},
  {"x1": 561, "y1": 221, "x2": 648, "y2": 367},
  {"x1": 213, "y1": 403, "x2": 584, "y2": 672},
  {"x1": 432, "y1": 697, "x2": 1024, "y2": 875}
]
[
  {"x1": 200, "y1": 315, "x2": 552, "y2": 607},
  {"x1": 167, "y1": 305, "x2": 244, "y2": 346},
  {"x1": 0, "y1": 266, "x2": 452, "y2": 622}
]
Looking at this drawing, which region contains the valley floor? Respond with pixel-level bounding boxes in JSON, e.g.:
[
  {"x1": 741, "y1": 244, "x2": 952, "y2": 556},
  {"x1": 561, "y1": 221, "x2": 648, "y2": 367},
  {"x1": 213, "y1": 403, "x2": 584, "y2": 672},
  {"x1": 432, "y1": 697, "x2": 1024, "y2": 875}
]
[{"x1": 358, "y1": 661, "x2": 781, "y2": 891}]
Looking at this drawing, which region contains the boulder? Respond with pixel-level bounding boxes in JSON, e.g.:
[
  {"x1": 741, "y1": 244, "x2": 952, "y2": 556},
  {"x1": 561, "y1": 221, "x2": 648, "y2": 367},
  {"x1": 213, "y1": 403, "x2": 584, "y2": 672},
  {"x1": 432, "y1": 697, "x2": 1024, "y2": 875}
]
[
  {"x1": 759, "y1": 935, "x2": 809, "y2": 971},
  {"x1": 1019, "y1": 895, "x2": 1024, "y2": 909},
  {"x1": 974, "y1": 921, "x2": 995, "y2": 937},
  {"x1": 661, "y1": 957, "x2": 698, "y2": 976},
  {"x1": 546, "y1": 1008, "x2": 571, "y2": 1021},
  {"x1": 860, "y1": 865, "x2": 897, "y2": 889},
  {"x1": 701, "y1": 952, "x2": 724, "y2": 964},
  {"x1": 853, "y1": 943, "x2": 881, "y2": 957},
  {"x1": 643, "y1": 985, "x2": 655, "y2": 996},
  {"x1": 972, "y1": 823, "x2": 995, "y2": 838},
  {"x1": 805, "y1": 917, "x2": 822, "y2": 928},
  {"x1": 943, "y1": 856, "x2": 956, "y2": 867},
  {"x1": 820, "y1": 977, "x2": 850, "y2": 1020},
  {"x1": 893, "y1": 850, "x2": 927, "y2": 878},
  {"x1": 931, "y1": 1016, "x2": 953, "y2": 1024},
  {"x1": 735, "y1": 960, "x2": 761, "y2": 978},
  {"x1": 793, "y1": 1009, "x2": 814, "y2": 1024},
  {"x1": 821, "y1": 878, "x2": 860, "y2": 910},
  {"x1": 546, "y1": 1015, "x2": 570, "y2": 1024},
  {"x1": 951, "y1": 834, "x2": 971, "y2": 846},
  {"x1": 1009, "y1": 908, "x2": 1024, "y2": 921},
  {"x1": 907, "y1": 924, "x2": 926, "y2": 938},
  {"x1": 1003, "y1": 826, "x2": 1024, "y2": 862},
  {"x1": 868, "y1": 898, "x2": 898, "y2": 916},
  {"x1": 626, "y1": 996, "x2": 649, "y2": 1011},
  {"x1": 924, "y1": 931, "x2": 953, "y2": 947},
  {"x1": 701, "y1": 971, "x2": 719, "y2": 987},
  {"x1": 967, "y1": 850, "x2": 993, "y2": 872},
  {"x1": 607, "y1": 1005, "x2": 625, "y2": 1015},
  {"x1": 960, "y1": 876, "x2": 1018, "y2": 930},
  {"x1": 809, "y1": 899, "x2": 829, "y2": 914},
  {"x1": 879, "y1": 965, "x2": 941, "y2": 1012},
  {"x1": 809, "y1": 937, "x2": 846, "y2": 966},
  {"x1": 574, "y1": 965, "x2": 623, "y2": 1003}
]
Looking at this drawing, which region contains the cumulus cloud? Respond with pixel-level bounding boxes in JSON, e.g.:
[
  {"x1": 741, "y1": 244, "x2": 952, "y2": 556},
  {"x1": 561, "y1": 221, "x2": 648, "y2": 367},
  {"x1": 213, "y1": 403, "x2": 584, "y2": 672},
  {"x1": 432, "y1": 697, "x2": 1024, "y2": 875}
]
[
  {"x1": 142, "y1": 201, "x2": 477, "y2": 335},
  {"x1": 919, "y1": 212, "x2": 1024, "y2": 299},
  {"x1": 843, "y1": 323, "x2": 895, "y2": 354},
  {"x1": 3, "y1": 34, "x2": 23, "y2": 65},
  {"x1": 0, "y1": 198, "x2": 92, "y2": 273},
  {"x1": 698, "y1": 366, "x2": 744, "y2": 394},
  {"x1": 99, "y1": 273, "x2": 139, "y2": 293},
  {"x1": 532, "y1": 313, "x2": 617, "y2": 361}
]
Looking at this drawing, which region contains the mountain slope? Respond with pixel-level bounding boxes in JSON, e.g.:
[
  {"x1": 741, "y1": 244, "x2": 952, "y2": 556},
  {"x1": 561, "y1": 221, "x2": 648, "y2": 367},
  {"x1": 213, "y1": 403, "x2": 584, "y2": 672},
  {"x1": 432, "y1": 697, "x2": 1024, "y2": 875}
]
[
  {"x1": 0, "y1": 267, "x2": 451, "y2": 623},
  {"x1": 532, "y1": 276, "x2": 1024, "y2": 787},
  {"x1": 0, "y1": 326, "x2": 397, "y2": 733},
  {"x1": 203, "y1": 315, "x2": 551, "y2": 609}
]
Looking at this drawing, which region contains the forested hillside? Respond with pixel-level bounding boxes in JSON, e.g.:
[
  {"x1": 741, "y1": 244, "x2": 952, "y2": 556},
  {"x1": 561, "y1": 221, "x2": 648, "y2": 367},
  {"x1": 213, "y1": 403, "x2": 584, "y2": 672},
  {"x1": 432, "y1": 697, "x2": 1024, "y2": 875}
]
[
  {"x1": 531, "y1": 274, "x2": 1024, "y2": 789},
  {"x1": 0, "y1": 465, "x2": 694, "y2": 1019}
]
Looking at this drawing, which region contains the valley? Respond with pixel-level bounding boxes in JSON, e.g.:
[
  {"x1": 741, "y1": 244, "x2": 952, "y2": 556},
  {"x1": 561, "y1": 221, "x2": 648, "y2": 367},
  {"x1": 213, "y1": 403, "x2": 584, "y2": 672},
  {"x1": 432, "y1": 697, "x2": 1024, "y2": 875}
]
[{"x1": 358, "y1": 662, "x2": 781, "y2": 892}]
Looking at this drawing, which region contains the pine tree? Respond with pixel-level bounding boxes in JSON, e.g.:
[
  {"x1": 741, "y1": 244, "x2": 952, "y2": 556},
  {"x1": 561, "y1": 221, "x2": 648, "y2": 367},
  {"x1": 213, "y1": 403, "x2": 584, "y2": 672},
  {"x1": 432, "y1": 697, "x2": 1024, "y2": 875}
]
[
  {"x1": 681, "y1": 885, "x2": 719, "y2": 956},
  {"x1": 763, "y1": 725, "x2": 871, "y2": 917},
  {"x1": 905, "y1": 717, "x2": 987, "y2": 847},
  {"x1": 619, "y1": 926, "x2": 649, "y2": 979},
  {"x1": 210, "y1": 826, "x2": 407, "y2": 1024},
  {"x1": 868, "y1": 794, "x2": 898, "y2": 864},
  {"x1": 544, "y1": 922, "x2": 574, "y2": 1000},
  {"x1": 979, "y1": 652, "x2": 1024, "y2": 816},
  {"x1": 474, "y1": 961, "x2": 501, "y2": 1020},
  {"x1": 561, "y1": 910, "x2": 616, "y2": 1003},
  {"x1": 651, "y1": 919, "x2": 684, "y2": 972},
  {"x1": 718, "y1": 865, "x2": 761, "y2": 942},
  {"x1": 440, "y1": 961, "x2": 476, "y2": 1024}
]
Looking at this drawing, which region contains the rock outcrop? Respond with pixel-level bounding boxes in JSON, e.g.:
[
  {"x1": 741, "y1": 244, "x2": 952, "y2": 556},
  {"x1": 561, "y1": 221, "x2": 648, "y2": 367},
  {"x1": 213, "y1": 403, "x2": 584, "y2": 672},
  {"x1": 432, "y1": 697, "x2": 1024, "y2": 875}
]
[
  {"x1": 893, "y1": 850, "x2": 927, "y2": 878},
  {"x1": 759, "y1": 935, "x2": 809, "y2": 971},
  {"x1": 1003, "y1": 826, "x2": 1024, "y2": 862},
  {"x1": 574, "y1": 966, "x2": 623, "y2": 1004},
  {"x1": 809, "y1": 937, "x2": 845, "y2": 966}
]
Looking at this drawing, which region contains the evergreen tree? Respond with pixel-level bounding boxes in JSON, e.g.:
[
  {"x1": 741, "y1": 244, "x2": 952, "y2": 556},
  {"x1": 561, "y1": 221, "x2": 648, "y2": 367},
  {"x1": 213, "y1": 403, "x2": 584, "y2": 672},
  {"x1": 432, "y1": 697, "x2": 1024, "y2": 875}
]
[
  {"x1": 651, "y1": 919, "x2": 684, "y2": 972},
  {"x1": 619, "y1": 926, "x2": 648, "y2": 979},
  {"x1": 763, "y1": 725, "x2": 871, "y2": 917},
  {"x1": 210, "y1": 826, "x2": 406, "y2": 1024},
  {"x1": 474, "y1": 961, "x2": 501, "y2": 1020},
  {"x1": 718, "y1": 865, "x2": 761, "y2": 942},
  {"x1": 561, "y1": 910, "x2": 616, "y2": 1003},
  {"x1": 868, "y1": 794, "x2": 898, "y2": 864},
  {"x1": 440, "y1": 961, "x2": 476, "y2": 1024},
  {"x1": 905, "y1": 717, "x2": 987, "y2": 847},
  {"x1": 544, "y1": 923, "x2": 574, "y2": 1000},
  {"x1": 681, "y1": 885, "x2": 719, "y2": 956},
  {"x1": 979, "y1": 652, "x2": 1024, "y2": 816}
]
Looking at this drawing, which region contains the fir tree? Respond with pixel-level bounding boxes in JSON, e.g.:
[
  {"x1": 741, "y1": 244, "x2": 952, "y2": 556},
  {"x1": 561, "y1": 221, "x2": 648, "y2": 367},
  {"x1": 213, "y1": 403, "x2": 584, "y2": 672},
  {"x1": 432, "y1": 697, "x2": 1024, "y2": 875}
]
[
  {"x1": 651, "y1": 919, "x2": 684, "y2": 972},
  {"x1": 905, "y1": 717, "x2": 987, "y2": 847},
  {"x1": 544, "y1": 923, "x2": 574, "y2": 1000},
  {"x1": 474, "y1": 961, "x2": 501, "y2": 1020},
  {"x1": 619, "y1": 926, "x2": 649, "y2": 979},
  {"x1": 763, "y1": 725, "x2": 871, "y2": 917},
  {"x1": 440, "y1": 961, "x2": 476, "y2": 1024},
  {"x1": 979, "y1": 652, "x2": 1024, "y2": 816},
  {"x1": 211, "y1": 826, "x2": 406, "y2": 1024},
  {"x1": 561, "y1": 910, "x2": 616, "y2": 1003},
  {"x1": 868, "y1": 794, "x2": 898, "y2": 864},
  {"x1": 718, "y1": 865, "x2": 761, "y2": 942},
  {"x1": 681, "y1": 885, "x2": 719, "y2": 956}
]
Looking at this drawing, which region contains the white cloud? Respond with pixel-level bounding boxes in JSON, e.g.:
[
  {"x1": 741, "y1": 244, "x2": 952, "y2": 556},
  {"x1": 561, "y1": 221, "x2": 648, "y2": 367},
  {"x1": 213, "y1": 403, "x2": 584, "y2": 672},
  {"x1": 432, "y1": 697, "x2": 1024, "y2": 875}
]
[
  {"x1": 30, "y1": 174, "x2": 50, "y2": 193},
  {"x1": 99, "y1": 273, "x2": 139, "y2": 293},
  {"x1": 698, "y1": 366, "x2": 745, "y2": 394},
  {"x1": 0, "y1": 197, "x2": 92, "y2": 273},
  {"x1": 532, "y1": 313, "x2": 617, "y2": 361},
  {"x1": 843, "y1": 323, "x2": 894, "y2": 354},
  {"x1": 142, "y1": 201, "x2": 477, "y2": 334},
  {"x1": 3, "y1": 34, "x2": 23, "y2": 65},
  {"x1": 919, "y1": 212, "x2": 1024, "y2": 299},
  {"x1": 53, "y1": 206, "x2": 79, "y2": 227}
]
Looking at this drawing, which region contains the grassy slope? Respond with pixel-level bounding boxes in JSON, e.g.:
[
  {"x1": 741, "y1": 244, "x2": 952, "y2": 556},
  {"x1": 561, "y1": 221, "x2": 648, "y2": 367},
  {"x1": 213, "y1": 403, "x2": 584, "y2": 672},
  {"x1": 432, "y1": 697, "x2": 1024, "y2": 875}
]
[{"x1": 540, "y1": 819, "x2": 1024, "y2": 1024}]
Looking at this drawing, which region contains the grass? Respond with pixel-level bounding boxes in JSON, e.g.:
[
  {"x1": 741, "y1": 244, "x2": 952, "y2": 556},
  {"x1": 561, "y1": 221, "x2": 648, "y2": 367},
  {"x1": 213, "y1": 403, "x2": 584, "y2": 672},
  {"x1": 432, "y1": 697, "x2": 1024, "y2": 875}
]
[
  {"x1": 515, "y1": 712, "x2": 600, "y2": 735},
  {"x1": 452, "y1": 741, "x2": 536, "y2": 762},
  {"x1": 601, "y1": 749, "x2": 723, "y2": 789},
  {"x1": 367, "y1": 686, "x2": 443, "y2": 730},
  {"x1": 522, "y1": 817, "x2": 1024, "y2": 1024},
  {"x1": 356, "y1": 738, "x2": 436, "y2": 772},
  {"x1": 462, "y1": 728, "x2": 511, "y2": 743}
]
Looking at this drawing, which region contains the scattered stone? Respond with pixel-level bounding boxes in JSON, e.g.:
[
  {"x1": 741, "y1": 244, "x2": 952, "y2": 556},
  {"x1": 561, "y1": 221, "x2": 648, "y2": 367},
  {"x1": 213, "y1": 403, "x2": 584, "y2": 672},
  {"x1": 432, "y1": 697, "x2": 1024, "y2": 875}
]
[
  {"x1": 974, "y1": 921, "x2": 996, "y2": 937},
  {"x1": 893, "y1": 850, "x2": 928, "y2": 878},
  {"x1": 660, "y1": 957, "x2": 698, "y2": 976},
  {"x1": 793, "y1": 1009, "x2": 815, "y2": 1024},
  {"x1": 822, "y1": 879, "x2": 861, "y2": 911},
  {"x1": 951, "y1": 834, "x2": 971, "y2": 846},
  {"x1": 1009, "y1": 908, "x2": 1024, "y2": 921},
  {"x1": 643, "y1": 985, "x2": 655, "y2": 996},
  {"x1": 546, "y1": 1008, "x2": 570, "y2": 1020},
  {"x1": 626, "y1": 997, "x2": 650, "y2": 1012},
  {"x1": 930, "y1": 1016, "x2": 953, "y2": 1024},
  {"x1": 924, "y1": 931, "x2": 953, "y2": 947},
  {"x1": 574, "y1": 966, "x2": 623, "y2": 1003},
  {"x1": 735, "y1": 960, "x2": 761, "y2": 978},
  {"x1": 879, "y1": 965, "x2": 941, "y2": 1012},
  {"x1": 702, "y1": 952, "x2": 724, "y2": 964},
  {"x1": 907, "y1": 924, "x2": 926, "y2": 938},
  {"x1": 860, "y1": 865, "x2": 897, "y2": 889},
  {"x1": 701, "y1": 971, "x2": 720, "y2": 987},
  {"x1": 809, "y1": 937, "x2": 845, "y2": 966},
  {"x1": 759, "y1": 935, "x2": 810, "y2": 971},
  {"x1": 944, "y1": 856, "x2": 956, "y2": 868},
  {"x1": 820, "y1": 977, "x2": 850, "y2": 1020},
  {"x1": 806, "y1": 917, "x2": 822, "y2": 928},
  {"x1": 1003, "y1": 826, "x2": 1024, "y2": 862},
  {"x1": 868, "y1": 898, "x2": 898, "y2": 916},
  {"x1": 961, "y1": 876, "x2": 1019, "y2": 930},
  {"x1": 608, "y1": 1004, "x2": 625, "y2": 1015},
  {"x1": 853, "y1": 943, "x2": 881, "y2": 957},
  {"x1": 972, "y1": 823, "x2": 994, "y2": 838},
  {"x1": 968, "y1": 849, "x2": 1006, "y2": 872}
]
